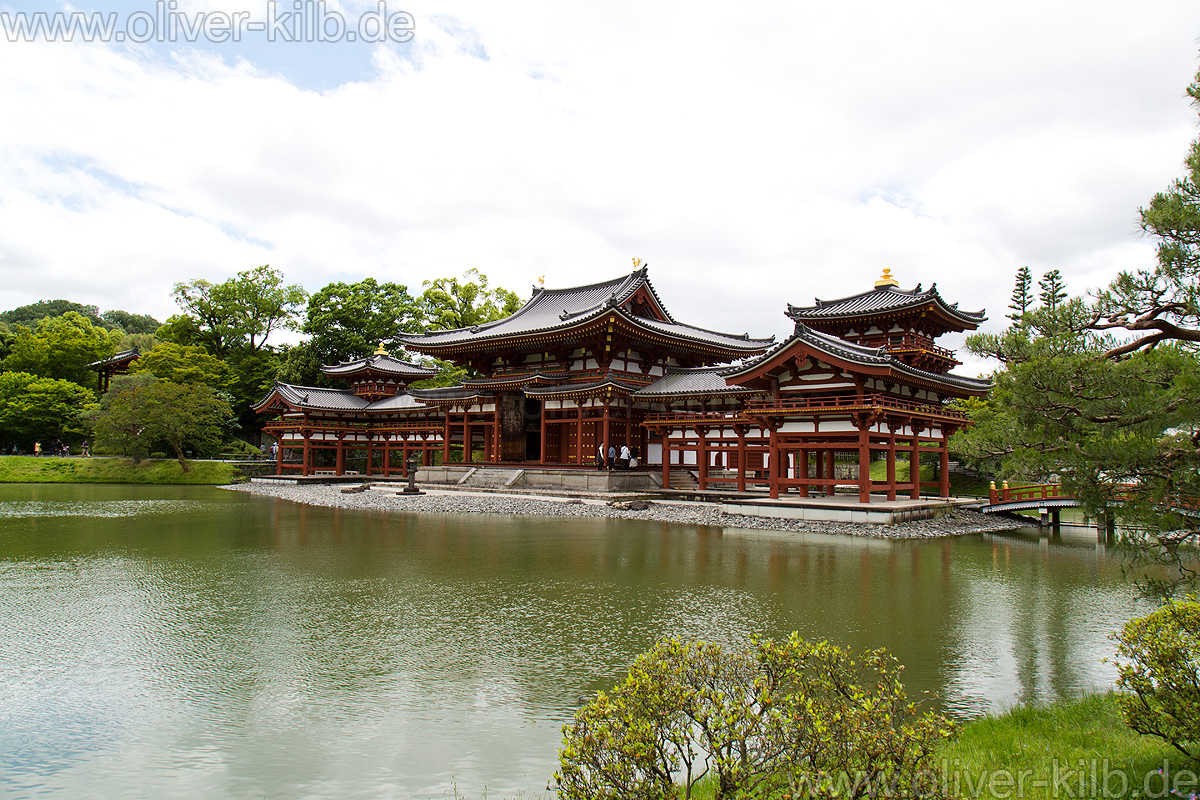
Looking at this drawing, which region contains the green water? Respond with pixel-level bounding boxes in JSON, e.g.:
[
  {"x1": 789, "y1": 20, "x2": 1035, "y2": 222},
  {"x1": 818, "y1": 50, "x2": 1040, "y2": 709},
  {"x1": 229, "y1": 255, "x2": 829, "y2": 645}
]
[{"x1": 0, "y1": 484, "x2": 1147, "y2": 798}]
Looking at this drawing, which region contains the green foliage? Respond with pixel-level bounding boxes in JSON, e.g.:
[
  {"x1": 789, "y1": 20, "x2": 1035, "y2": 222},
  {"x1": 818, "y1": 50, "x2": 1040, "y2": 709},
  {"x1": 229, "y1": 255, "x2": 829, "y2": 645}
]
[
  {"x1": 1008, "y1": 265, "x2": 1034, "y2": 321},
  {"x1": 0, "y1": 371, "x2": 97, "y2": 448},
  {"x1": 0, "y1": 321, "x2": 13, "y2": 361},
  {"x1": 0, "y1": 455, "x2": 241, "y2": 485},
  {"x1": 409, "y1": 356, "x2": 470, "y2": 389},
  {"x1": 1037, "y1": 269, "x2": 1066, "y2": 310},
  {"x1": 100, "y1": 309, "x2": 161, "y2": 335},
  {"x1": 171, "y1": 264, "x2": 307, "y2": 355},
  {"x1": 0, "y1": 299, "x2": 103, "y2": 328},
  {"x1": 131, "y1": 342, "x2": 231, "y2": 387},
  {"x1": 302, "y1": 277, "x2": 422, "y2": 364},
  {"x1": 421, "y1": 268, "x2": 521, "y2": 331},
  {"x1": 92, "y1": 375, "x2": 232, "y2": 471},
  {"x1": 939, "y1": 692, "x2": 1190, "y2": 800},
  {"x1": 2, "y1": 312, "x2": 117, "y2": 388},
  {"x1": 555, "y1": 635, "x2": 955, "y2": 800},
  {"x1": 1114, "y1": 599, "x2": 1200, "y2": 763}
]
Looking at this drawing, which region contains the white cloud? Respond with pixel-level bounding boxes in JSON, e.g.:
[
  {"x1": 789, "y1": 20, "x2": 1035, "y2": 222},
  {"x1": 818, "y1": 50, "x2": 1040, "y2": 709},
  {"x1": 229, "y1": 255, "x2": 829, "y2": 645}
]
[{"x1": 0, "y1": 0, "x2": 1197, "y2": 368}]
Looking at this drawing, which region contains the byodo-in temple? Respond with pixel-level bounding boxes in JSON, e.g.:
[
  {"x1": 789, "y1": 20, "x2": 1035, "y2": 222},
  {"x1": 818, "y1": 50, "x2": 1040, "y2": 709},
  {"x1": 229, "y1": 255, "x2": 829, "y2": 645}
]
[{"x1": 253, "y1": 266, "x2": 990, "y2": 503}]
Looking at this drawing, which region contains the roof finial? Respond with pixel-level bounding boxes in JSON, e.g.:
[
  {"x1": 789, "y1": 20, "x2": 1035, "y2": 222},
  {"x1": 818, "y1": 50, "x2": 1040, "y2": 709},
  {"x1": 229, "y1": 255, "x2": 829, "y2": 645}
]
[
  {"x1": 875, "y1": 267, "x2": 899, "y2": 288},
  {"x1": 537, "y1": 275, "x2": 545, "y2": 286},
  {"x1": 632, "y1": 257, "x2": 642, "y2": 268},
  {"x1": 374, "y1": 343, "x2": 389, "y2": 356}
]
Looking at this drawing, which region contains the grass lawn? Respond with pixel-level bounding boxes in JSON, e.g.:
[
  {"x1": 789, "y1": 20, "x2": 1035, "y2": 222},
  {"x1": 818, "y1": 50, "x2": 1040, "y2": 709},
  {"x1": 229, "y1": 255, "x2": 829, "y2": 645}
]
[
  {"x1": 938, "y1": 692, "x2": 1192, "y2": 799},
  {"x1": 0, "y1": 455, "x2": 242, "y2": 484}
]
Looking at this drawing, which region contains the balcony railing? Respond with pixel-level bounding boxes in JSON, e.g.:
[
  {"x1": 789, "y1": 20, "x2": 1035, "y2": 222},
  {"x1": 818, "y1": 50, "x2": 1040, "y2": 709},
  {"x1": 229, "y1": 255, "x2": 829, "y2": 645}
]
[{"x1": 643, "y1": 394, "x2": 967, "y2": 426}]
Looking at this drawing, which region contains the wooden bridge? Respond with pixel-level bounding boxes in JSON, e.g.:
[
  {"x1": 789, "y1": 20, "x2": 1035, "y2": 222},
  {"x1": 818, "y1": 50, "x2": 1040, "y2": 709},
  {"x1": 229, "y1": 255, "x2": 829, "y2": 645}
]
[{"x1": 980, "y1": 481, "x2": 1199, "y2": 533}]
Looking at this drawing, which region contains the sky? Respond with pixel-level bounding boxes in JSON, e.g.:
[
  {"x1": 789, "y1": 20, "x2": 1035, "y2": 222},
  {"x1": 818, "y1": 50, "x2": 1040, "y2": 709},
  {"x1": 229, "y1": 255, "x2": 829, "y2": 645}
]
[{"x1": 1, "y1": 1, "x2": 1199, "y2": 373}]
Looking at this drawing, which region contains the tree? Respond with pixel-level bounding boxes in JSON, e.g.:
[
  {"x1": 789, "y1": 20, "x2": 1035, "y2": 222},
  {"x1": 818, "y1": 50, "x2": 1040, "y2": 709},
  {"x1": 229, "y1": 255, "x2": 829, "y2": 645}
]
[
  {"x1": 2, "y1": 312, "x2": 117, "y2": 389},
  {"x1": 1007, "y1": 266, "x2": 1034, "y2": 321},
  {"x1": 420, "y1": 269, "x2": 521, "y2": 331},
  {"x1": 130, "y1": 342, "x2": 231, "y2": 387},
  {"x1": 1038, "y1": 269, "x2": 1067, "y2": 310},
  {"x1": 1114, "y1": 599, "x2": 1200, "y2": 762},
  {"x1": 100, "y1": 309, "x2": 161, "y2": 335},
  {"x1": 1089, "y1": 70, "x2": 1200, "y2": 358},
  {"x1": 171, "y1": 265, "x2": 307, "y2": 356},
  {"x1": 301, "y1": 277, "x2": 423, "y2": 364},
  {"x1": 953, "y1": 299, "x2": 1200, "y2": 596},
  {"x1": 555, "y1": 635, "x2": 955, "y2": 800},
  {"x1": 0, "y1": 299, "x2": 103, "y2": 328},
  {"x1": 0, "y1": 371, "x2": 97, "y2": 449},
  {"x1": 91, "y1": 375, "x2": 232, "y2": 470}
]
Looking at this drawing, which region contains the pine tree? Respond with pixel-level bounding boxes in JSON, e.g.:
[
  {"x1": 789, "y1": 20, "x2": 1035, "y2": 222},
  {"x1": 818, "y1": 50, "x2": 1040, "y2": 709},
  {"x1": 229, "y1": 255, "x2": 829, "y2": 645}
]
[
  {"x1": 1038, "y1": 269, "x2": 1067, "y2": 310},
  {"x1": 1007, "y1": 266, "x2": 1034, "y2": 322}
]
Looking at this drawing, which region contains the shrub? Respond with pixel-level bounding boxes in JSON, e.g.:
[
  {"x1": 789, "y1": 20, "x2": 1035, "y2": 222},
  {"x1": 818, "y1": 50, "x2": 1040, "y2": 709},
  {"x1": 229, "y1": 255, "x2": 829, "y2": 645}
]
[
  {"x1": 1115, "y1": 599, "x2": 1200, "y2": 761},
  {"x1": 554, "y1": 634, "x2": 957, "y2": 800}
]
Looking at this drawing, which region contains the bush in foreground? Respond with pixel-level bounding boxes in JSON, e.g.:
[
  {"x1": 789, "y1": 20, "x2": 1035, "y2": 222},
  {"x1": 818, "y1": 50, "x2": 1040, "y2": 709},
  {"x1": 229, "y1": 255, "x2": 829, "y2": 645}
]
[
  {"x1": 1115, "y1": 598, "x2": 1200, "y2": 762},
  {"x1": 554, "y1": 635, "x2": 956, "y2": 799}
]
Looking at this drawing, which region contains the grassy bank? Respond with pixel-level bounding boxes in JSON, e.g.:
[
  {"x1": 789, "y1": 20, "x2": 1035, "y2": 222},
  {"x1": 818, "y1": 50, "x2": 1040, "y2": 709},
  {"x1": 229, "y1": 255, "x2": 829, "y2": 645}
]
[
  {"x1": 937, "y1": 692, "x2": 1187, "y2": 799},
  {"x1": 0, "y1": 455, "x2": 241, "y2": 484}
]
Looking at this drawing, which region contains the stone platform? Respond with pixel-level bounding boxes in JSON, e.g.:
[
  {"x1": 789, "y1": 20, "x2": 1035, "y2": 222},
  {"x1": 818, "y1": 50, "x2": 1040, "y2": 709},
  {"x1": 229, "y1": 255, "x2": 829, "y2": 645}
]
[{"x1": 722, "y1": 495, "x2": 979, "y2": 524}]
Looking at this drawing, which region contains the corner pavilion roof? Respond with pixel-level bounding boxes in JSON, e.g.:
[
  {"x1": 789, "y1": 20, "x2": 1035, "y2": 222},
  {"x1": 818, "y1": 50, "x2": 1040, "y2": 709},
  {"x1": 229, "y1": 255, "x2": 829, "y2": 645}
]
[
  {"x1": 321, "y1": 353, "x2": 437, "y2": 379},
  {"x1": 632, "y1": 367, "x2": 763, "y2": 398},
  {"x1": 252, "y1": 382, "x2": 434, "y2": 413},
  {"x1": 724, "y1": 323, "x2": 992, "y2": 395},
  {"x1": 397, "y1": 267, "x2": 774, "y2": 357},
  {"x1": 787, "y1": 282, "x2": 985, "y2": 332},
  {"x1": 87, "y1": 348, "x2": 140, "y2": 369}
]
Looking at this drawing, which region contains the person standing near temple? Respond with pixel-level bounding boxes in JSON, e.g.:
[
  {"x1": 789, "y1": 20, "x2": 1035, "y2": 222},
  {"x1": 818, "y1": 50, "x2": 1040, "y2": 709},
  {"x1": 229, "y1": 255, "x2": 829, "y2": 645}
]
[
  {"x1": 618, "y1": 444, "x2": 631, "y2": 470},
  {"x1": 607, "y1": 443, "x2": 616, "y2": 471},
  {"x1": 33, "y1": 441, "x2": 41, "y2": 457},
  {"x1": 596, "y1": 442, "x2": 605, "y2": 471}
]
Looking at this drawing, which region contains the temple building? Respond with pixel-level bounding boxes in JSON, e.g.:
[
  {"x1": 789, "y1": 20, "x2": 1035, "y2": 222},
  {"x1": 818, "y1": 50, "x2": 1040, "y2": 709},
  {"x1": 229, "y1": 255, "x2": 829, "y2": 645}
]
[{"x1": 254, "y1": 267, "x2": 989, "y2": 502}]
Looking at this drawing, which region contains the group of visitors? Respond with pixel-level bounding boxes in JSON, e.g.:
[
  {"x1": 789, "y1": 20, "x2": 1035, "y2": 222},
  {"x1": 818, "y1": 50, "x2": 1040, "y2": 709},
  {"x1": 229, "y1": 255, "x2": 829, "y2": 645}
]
[
  {"x1": 596, "y1": 442, "x2": 640, "y2": 470},
  {"x1": 18, "y1": 440, "x2": 89, "y2": 457}
]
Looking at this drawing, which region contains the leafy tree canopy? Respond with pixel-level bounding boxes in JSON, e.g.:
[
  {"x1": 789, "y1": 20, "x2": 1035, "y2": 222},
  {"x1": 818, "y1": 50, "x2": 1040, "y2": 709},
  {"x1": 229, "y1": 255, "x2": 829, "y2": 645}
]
[
  {"x1": 2, "y1": 312, "x2": 117, "y2": 390},
  {"x1": 171, "y1": 264, "x2": 307, "y2": 356},
  {"x1": 0, "y1": 299, "x2": 103, "y2": 328},
  {"x1": 100, "y1": 309, "x2": 162, "y2": 336},
  {"x1": 420, "y1": 268, "x2": 521, "y2": 331},
  {"x1": 302, "y1": 277, "x2": 422, "y2": 364},
  {"x1": 0, "y1": 371, "x2": 97, "y2": 448},
  {"x1": 91, "y1": 375, "x2": 232, "y2": 470},
  {"x1": 130, "y1": 342, "x2": 231, "y2": 387}
]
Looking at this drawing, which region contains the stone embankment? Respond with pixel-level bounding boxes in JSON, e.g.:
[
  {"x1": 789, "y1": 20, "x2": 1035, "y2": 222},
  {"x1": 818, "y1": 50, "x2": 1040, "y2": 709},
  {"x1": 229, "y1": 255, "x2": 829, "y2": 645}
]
[{"x1": 224, "y1": 482, "x2": 1024, "y2": 540}]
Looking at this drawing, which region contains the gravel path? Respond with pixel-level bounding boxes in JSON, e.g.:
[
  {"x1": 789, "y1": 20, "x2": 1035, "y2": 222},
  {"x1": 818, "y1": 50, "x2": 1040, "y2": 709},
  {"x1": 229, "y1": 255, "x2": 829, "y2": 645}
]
[{"x1": 223, "y1": 482, "x2": 1024, "y2": 540}]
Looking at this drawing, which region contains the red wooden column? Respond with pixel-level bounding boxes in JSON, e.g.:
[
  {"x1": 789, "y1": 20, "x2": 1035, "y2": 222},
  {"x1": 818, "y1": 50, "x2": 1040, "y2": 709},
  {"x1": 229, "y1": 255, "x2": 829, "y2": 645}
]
[
  {"x1": 910, "y1": 422, "x2": 924, "y2": 499},
  {"x1": 442, "y1": 413, "x2": 452, "y2": 466},
  {"x1": 335, "y1": 433, "x2": 346, "y2": 476},
  {"x1": 366, "y1": 438, "x2": 374, "y2": 477},
  {"x1": 697, "y1": 426, "x2": 708, "y2": 490},
  {"x1": 601, "y1": 403, "x2": 611, "y2": 462},
  {"x1": 768, "y1": 423, "x2": 780, "y2": 499},
  {"x1": 939, "y1": 430, "x2": 951, "y2": 498},
  {"x1": 797, "y1": 440, "x2": 809, "y2": 498},
  {"x1": 302, "y1": 431, "x2": 312, "y2": 476},
  {"x1": 575, "y1": 404, "x2": 584, "y2": 465},
  {"x1": 735, "y1": 426, "x2": 747, "y2": 492},
  {"x1": 886, "y1": 429, "x2": 897, "y2": 501},
  {"x1": 539, "y1": 405, "x2": 548, "y2": 464},
  {"x1": 275, "y1": 436, "x2": 284, "y2": 475},
  {"x1": 661, "y1": 428, "x2": 671, "y2": 488},
  {"x1": 826, "y1": 448, "x2": 837, "y2": 497},
  {"x1": 856, "y1": 421, "x2": 870, "y2": 503}
]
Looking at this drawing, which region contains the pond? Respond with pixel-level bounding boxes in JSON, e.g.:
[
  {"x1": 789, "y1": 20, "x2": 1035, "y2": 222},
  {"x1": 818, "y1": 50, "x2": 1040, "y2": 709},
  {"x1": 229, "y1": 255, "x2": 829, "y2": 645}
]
[{"x1": 0, "y1": 483, "x2": 1148, "y2": 798}]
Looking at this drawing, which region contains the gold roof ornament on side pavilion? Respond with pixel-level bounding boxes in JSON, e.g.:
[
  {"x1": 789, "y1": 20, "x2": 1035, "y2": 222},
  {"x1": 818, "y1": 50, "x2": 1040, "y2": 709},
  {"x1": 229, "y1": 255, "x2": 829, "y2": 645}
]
[{"x1": 875, "y1": 268, "x2": 899, "y2": 289}]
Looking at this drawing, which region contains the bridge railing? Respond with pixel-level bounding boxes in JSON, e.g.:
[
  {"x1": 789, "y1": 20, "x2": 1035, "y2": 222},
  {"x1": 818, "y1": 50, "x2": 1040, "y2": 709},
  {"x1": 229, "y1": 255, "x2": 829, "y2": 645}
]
[{"x1": 988, "y1": 482, "x2": 1072, "y2": 504}]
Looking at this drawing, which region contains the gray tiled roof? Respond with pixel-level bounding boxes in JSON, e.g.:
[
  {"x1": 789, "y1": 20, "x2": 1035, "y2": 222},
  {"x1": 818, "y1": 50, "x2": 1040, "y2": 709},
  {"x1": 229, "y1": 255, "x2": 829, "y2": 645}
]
[
  {"x1": 523, "y1": 377, "x2": 642, "y2": 397},
  {"x1": 632, "y1": 368, "x2": 762, "y2": 398},
  {"x1": 88, "y1": 348, "x2": 140, "y2": 369},
  {"x1": 406, "y1": 385, "x2": 495, "y2": 402},
  {"x1": 787, "y1": 283, "x2": 985, "y2": 327},
  {"x1": 398, "y1": 268, "x2": 773, "y2": 353},
  {"x1": 725, "y1": 324, "x2": 992, "y2": 393},
  {"x1": 365, "y1": 393, "x2": 432, "y2": 411},
  {"x1": 322, "y1": 353, "x2": 437, "y2": 378},
  {"x1": 256, "y1": 382, "x2": 371, "y2": 412}
]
